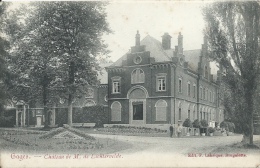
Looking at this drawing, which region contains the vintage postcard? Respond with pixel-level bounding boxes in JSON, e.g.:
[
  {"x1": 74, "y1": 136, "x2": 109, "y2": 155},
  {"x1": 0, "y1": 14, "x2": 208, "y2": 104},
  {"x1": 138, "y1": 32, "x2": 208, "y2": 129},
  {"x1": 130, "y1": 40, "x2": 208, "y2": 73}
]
[{"x1": 0, "y1": 0, "x2": 260, "y2": 167}]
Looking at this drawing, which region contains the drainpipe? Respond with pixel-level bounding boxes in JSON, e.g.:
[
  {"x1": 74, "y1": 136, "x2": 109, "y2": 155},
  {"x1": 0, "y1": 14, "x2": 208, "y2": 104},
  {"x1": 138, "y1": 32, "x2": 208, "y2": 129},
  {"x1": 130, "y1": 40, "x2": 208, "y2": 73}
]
[{"x1": 173, "y1": 66, "x2": 177, "y2": 125}]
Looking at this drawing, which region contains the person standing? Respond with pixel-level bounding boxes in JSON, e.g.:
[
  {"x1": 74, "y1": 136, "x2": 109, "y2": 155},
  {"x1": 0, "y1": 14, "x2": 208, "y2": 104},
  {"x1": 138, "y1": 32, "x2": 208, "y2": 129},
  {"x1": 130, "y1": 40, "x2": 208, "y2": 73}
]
[
  {"x1": 169, "y1": 124, "x2": 173, "y2": 138},
  {"x1": 177, "y1": 124, "x2": 182, "y2": 138}
]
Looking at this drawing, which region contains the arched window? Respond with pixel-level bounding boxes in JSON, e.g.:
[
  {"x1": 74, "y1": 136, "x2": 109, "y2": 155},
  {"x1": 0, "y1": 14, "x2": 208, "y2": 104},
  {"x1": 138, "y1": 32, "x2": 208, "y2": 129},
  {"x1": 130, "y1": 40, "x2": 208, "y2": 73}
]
[
  {"x1": 131, "y1": 68, "x2": 145, "y2": 84},
  {"x1": 188, "y1": 104, "x2": 191, "y2": 119},
  {"x1": 111, "y1": 101, "x2": 121, "y2": 121},
  {"x1": 155, "y1": 100, "x2": 167, "y2": 121},
  {"x1": 85, "y1": 100, "x2": 96, "y2": 107}
]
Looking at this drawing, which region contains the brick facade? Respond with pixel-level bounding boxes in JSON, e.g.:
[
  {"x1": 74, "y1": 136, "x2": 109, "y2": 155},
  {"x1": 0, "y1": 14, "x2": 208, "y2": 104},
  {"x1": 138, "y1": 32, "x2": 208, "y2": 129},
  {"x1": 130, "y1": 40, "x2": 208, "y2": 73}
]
[{"x1": 106, "y1": 31, "x2": 224, "y2": 126}]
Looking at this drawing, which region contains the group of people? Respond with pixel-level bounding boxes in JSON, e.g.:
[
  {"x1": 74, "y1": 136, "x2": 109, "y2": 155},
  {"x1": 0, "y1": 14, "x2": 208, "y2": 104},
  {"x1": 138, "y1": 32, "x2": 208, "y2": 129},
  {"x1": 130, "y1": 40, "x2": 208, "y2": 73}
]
[{"x1": 169, "y1": 124, "x2": 182, "y2": 138}]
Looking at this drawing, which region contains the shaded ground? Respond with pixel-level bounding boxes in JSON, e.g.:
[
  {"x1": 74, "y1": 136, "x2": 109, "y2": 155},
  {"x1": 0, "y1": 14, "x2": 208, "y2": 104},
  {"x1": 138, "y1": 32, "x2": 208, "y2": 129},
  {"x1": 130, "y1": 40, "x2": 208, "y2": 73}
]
[{"x1": 0, "y1": 128, "x2": 132, "y2": 154}]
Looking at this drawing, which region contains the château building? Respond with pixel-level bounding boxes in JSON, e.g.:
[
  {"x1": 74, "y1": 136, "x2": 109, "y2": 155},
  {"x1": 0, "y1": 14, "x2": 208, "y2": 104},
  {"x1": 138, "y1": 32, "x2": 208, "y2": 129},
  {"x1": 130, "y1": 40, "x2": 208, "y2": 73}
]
[{"x1": 106, "y1": 31, "x2": 224, "y2": 127}]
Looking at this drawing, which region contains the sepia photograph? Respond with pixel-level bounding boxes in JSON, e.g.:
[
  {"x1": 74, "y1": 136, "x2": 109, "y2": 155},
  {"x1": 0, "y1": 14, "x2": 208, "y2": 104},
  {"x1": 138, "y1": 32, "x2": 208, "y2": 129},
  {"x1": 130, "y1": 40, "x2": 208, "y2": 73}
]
[{"x1": 0, "y1": 0, "x2": 260, "y2": 167}]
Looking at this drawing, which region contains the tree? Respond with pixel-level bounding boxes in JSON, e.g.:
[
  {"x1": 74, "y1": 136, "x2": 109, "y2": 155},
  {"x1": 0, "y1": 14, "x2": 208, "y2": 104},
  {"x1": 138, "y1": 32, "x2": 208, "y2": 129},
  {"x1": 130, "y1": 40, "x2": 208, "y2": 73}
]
[
  {"x1": 203, "y1": 2, "x2": 260, "y2": 145},
  {"x1": 24, "y1": 2, "x2": 111, "y2": 126},
  {"x1": 0, "y1": 2, "x2": 11, "y2": 114}
]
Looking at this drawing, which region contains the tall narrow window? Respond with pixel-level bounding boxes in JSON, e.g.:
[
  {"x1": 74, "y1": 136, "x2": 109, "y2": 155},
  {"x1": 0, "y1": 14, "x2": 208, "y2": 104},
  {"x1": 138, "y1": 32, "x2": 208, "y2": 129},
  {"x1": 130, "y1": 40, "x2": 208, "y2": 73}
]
[
  {"x1": 156, "y1": 74, "x2": 167, "y2": 91},
  {"x1": 193, "y1": 110, "x2": 196, "y2": 120},
  {"x1": 179, "y1": 108, "x2": 182, "y2": 120},
  {"x1": 178, "y1": 78, "x2": 182, "y2": 93},
  {"x1": 188, "y1": 109, "x2": 190, "y2": 119},
  {"x1": 112, "y1": 76, "x2": 121, "y2": 94},
  {"x1": 187, "y1": 82, "x2": 191, "y2": 96},
  {"x1": 204, "y1": 65, "x2": 208, "y2": 79},
  {"x1": 131, "y1": 68, "x2": 145, "y2": 84},
  {"x1": 155, "y1": 100, "x2": 167, "y2": 121},
  {"x1": 193, "y1": 84, "x2": 196, "y2": 98},
  {"x1": 111, "y1": 101, "x2": 121, "y2": 121},
  {"x1": 206, "y1": 88, "x2": 208, "y2": 101},
  {"x1": 209, "y1": 91, "x2": 212, "y2": 102},
  {"x1": 200, "y1": 86, "x2": 203, "y2": 99},
  {"x1": 203, "y1": 87, "x2": 206, "y2": 100}
]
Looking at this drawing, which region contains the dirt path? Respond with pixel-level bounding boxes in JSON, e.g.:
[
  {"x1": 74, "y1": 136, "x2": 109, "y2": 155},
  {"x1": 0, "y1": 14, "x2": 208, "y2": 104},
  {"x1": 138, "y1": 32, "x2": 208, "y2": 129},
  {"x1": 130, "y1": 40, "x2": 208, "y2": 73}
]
[{"x1": 89, "y1": 133, "x2": 259, "y2": 155}]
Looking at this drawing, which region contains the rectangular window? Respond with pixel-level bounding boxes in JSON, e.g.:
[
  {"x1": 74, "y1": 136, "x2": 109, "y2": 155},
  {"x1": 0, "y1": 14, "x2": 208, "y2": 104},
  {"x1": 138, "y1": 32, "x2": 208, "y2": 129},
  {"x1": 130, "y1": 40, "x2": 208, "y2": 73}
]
[
  {"x1": 193, "y1": 85, "x2": 196, "y2": 98},
  {"x1": 178, "y1": 78, "x2": 182, "y2": 93},
  {"x1": 213, "y1": 92, "x2": 215, "y2": 103},
  {"x1": 179, "y1": 108, "x2": 181, "y2": 120},
  {"x1": 112, "y1": 81, "x2": 120, "y2": 93},
  {"x1": 188, "y1": 83, "x2": 191, "y2": 96},
  {"x1": 157, "y1": 76, "x2": 166, "y2": 91},
  {"x1": 206, "y1": 89, "x2": 208, "y2": 101},
  {"x1": 188, "y1": 110, "x2": 190, "y2": 119},
  {"x1": 203, "y1": 88, "x2": 206, "y2": 100},
  {"x1": 209, "y1": 91, "x2": 212, "y2": 102}
]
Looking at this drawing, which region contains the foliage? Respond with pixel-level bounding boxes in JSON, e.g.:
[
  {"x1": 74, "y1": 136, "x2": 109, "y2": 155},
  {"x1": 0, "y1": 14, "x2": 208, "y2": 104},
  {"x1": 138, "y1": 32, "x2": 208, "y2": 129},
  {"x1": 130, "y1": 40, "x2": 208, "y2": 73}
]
[
  {"x1": 208, "y1": 127, "x2": 215, "y2": 133},
  {"x1": 220, "y1": 121, "x2": 235, "y2": 132},
  {"x1": 203, "y1": 2, "x2": 260, "y2": 145},
  {"x1": 200, "y1": 119, "x2": 208, "y2": 128},
  {"x1": 0, "y1": 116, "x2": 14, "y2": 127},
  {"x1": 26, "y1": 2, "x2": 111, "y2": 125},
  {"x1": 192, "y1": 119, "x2": 200, "y2": 128},
  {"x1": 182, "y1": 118, "x2": 192, "y2": 128},
  {"x1": 0, "y1": 2, "x2": 12, "y2": 113}
]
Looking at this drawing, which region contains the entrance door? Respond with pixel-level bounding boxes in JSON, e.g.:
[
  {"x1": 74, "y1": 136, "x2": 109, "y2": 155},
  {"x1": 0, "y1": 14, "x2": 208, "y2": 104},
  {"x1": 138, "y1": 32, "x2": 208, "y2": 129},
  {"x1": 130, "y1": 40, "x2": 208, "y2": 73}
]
[
  {"x1": 18, "y1": 112, "x2": 22, "y2": 126},
  {"x1": 130, "y1": 100, "x2": 146, "y2": 125},
  {"x1": 36, "y1": 117, "x2": 42, "y2": 127},
  {"x1": 133, "y1": 103, "x2": 143, "y2": 120}
]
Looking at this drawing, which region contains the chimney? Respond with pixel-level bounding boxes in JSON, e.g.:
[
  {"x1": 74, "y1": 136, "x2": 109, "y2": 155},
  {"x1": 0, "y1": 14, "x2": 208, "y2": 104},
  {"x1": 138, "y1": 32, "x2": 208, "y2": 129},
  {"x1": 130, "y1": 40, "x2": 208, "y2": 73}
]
[
  {"x1": 162, "y1": 32, "x2": 172, "y2": 50},
  {"x1": 135, "y1": 30, "x2": 140, "y2": 46},
  {"x1": 174, "y1": 46, "x2": 178, "y2": 57},
  {"x1": 178, "y1": 32, "x2": 183, "y2": 54}
]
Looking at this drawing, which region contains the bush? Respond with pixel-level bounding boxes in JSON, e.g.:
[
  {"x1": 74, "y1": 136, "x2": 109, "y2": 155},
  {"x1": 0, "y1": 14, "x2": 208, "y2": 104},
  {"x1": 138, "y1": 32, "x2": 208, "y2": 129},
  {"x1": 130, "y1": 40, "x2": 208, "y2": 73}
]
[
  {"x1": 192, "y1": 119, "x2": 200, "y2": 128},
  {"x1": 208, "y1": 127, "x2": 215, "y2": 133},
  {"x1": 220, "y1": 121, "x2": 227, "y2": 128},
  {"x1": 200, "y1": 119, "x2": 208, "y2": 128},
  {"x1": 0, "y1": 116, "x2": 14, "y2": 127},
  {"x1": 182, "y1": 118, "x2": 192, "y2": 128}
]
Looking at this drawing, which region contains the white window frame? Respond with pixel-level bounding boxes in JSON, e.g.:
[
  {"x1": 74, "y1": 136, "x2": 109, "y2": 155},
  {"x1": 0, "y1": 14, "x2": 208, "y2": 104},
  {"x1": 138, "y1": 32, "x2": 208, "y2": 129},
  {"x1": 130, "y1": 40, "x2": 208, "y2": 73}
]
[
  {"x1": 111, "y1": 76, "x2": 121, "y2": 94},
  {"x1": 187, "y1": 81, "x2": 191, "y2": 97},
  {"x1": 156, "y1": 73, "x2": 167, "y2": 92},
  {"x1": 178, "y1": 77, "x2": 182, "y2": 93},
  {"x1": 200, "y1": 86, "x2": 203, "y2": 99},
  {"x1": 155, "y1": 99, "x2": 167, "y2": 121},
  {"x1": 111, "y1": 101, "x2": 122, "y2": 121},
  {"x1": 131, "y1": 68, "x2": 145, "y2": 84},
  {"x1": 193, "y1": 84, "x2": 196, "y2": 98}
]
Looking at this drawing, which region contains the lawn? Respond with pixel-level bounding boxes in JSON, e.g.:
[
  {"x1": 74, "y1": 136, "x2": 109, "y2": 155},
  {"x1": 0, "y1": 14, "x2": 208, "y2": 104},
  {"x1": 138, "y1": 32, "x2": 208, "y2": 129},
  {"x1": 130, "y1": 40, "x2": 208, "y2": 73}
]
[{"x1": 0, "y1": 128, "x2": 132, "y2": 154}]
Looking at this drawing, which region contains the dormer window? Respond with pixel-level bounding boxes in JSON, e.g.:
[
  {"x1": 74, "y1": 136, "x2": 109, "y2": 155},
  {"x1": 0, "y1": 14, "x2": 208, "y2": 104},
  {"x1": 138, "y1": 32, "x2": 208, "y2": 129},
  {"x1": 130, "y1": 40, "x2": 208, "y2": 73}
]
[
  {"x1": 111, "y1": 76, "x2": 121, "y2": 94},
  {"x1": 131, "y1": 68, "x2": 145, "y2": 84}
]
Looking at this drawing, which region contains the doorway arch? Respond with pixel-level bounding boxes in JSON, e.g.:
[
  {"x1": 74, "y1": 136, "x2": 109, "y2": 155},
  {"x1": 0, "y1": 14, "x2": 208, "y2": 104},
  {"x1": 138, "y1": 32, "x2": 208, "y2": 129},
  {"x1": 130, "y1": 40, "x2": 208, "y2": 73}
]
[{"x1": 127, "y1": 85, "x2": 148, "y2": 125}]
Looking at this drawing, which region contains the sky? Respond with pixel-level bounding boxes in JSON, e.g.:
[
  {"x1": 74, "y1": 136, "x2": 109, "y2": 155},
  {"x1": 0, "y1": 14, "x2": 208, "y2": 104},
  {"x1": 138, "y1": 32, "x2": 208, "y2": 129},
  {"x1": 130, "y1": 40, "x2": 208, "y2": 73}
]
[
  {"x1": 103, "y1": 1, "x2": 208, "y2": 62},
  {"x1": 4, "y1": 0, "x2": 209, "y2": 62}
]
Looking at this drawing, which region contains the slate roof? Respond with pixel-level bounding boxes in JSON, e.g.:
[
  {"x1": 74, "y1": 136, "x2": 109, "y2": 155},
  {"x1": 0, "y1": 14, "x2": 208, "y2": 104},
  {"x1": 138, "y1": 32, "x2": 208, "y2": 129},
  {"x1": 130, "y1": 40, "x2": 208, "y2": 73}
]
[
  {"x1": 98, "y1": 62, "x2": 113, "y2": 84},
  {"x1": 110, "y1": 35, "x2": 217, "y2": 74}
]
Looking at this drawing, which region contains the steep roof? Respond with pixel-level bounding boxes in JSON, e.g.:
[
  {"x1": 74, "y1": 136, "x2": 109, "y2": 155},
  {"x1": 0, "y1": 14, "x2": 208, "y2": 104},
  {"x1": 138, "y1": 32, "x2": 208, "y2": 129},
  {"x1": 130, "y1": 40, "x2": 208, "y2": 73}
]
[
  {"x1": 98, "y1": 62, "x2": 113, "y2": 84},
  {"x1": 109, "y1": 35, "x2": 217, "y2": 74}
]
